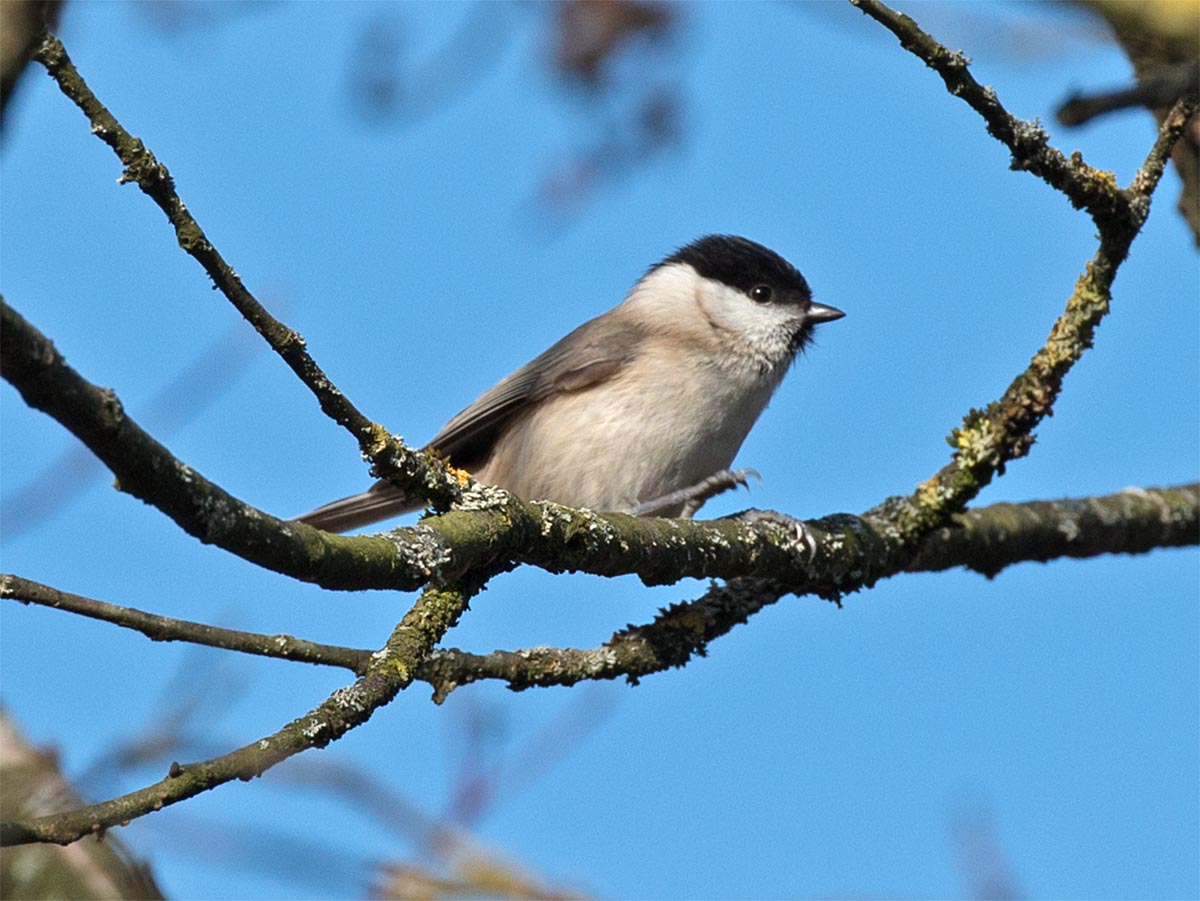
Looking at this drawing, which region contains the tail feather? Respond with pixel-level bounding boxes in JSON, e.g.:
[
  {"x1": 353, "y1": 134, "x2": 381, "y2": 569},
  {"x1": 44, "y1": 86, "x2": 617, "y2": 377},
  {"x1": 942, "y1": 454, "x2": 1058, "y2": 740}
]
[{"x1": 294, "y1": 481, "x2": 419, "y2": 533}]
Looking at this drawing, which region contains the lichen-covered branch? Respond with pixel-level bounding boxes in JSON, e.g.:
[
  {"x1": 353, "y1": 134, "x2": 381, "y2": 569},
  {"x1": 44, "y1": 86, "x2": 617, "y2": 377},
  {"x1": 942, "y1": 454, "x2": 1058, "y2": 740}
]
[
  {"x1": 29, "y1": 32, "x2": 467, "y2": 514},
  {"x1": 0, "y1": 575, "x2": 371, "y2": 674},
  {"x1": 0, "y1": 298, "x2": 431, "y2": 591},
  {"x1": 6, "y1": 484, "x2": 1195, "y2": 702},
  {"x1": 16, "y1": 19, "x2": 1193, "y2": 600},
  {"x1": 848, "y1": 0, "x2": 1199, "y2": 561},
  {"x1": 866, "y1": 240, "x2": 1125, "y2": 543},
  {"x1": 420, "y1": 483, "x2": 1199, "y2": 699},
  {"x1": 1129, "y1": 97, "x2": 1198, "y2": 199},
  {"x1": 908, "y1": 483, "x2": 1200, "y2": 577},
  {"x1": 422, "y1": 577, "x2": 785, "y2": 702},
  {"x1": 0, "y1": 581, "x2": 477, "y2": 847}
]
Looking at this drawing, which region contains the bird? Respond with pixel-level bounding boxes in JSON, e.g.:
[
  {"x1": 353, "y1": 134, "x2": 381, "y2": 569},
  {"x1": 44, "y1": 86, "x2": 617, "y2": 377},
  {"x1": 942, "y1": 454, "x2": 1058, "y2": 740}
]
[{"x1": 297, "y1": 235, "x2": 844, "y2": 533}]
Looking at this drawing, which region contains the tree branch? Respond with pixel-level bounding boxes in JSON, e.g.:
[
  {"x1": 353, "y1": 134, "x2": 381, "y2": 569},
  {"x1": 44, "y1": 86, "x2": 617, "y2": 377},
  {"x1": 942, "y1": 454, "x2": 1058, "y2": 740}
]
[
  {"x1": 10, "y1": 474, "x2": 1192, "y2": 703},
  {"x1": 2, "y1": 7, "x2": 1195, "y2": 849},
  {"x1": 0, "y1": 298, "x2": 431, "y2": 591},
  {"x1": 0, "y1": 575, "x2": 372, "y2": 674},
  {"x1": 1056, "y1": 61, "x2": 1200, "y2": 127},
  {"x1": 0, "y1": 580, "x2": 478, "y2": 847},
  {"x1": 1130, "y1": 95, "x2": 1199, "y2": 200},
  {"x1": 6, "y1": 276, "x2": 1196, "y2": 602},
  {"x1": 908, "y1": 483, "x2": 1200, "y2": 577},
  {"x1": 420, "y1": 483, "x2": 1200, "y2": 699},
  {"x1": 849, "y1": 0, "x2": 1198, "y2": 557},
  {"x1": 29, "y1": 31, "x2": 469, "y2": 514},
  {"x1": 14, "y1": 18, "x2": 1192, "y2": 600},
  {"x1": 849, "y1": 0, "x2": 1139, "y2": 229}
]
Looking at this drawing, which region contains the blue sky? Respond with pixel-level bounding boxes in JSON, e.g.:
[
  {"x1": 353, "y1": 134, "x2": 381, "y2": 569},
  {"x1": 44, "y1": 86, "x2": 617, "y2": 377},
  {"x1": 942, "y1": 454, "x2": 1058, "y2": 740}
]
[{"x1": 2, "y1": 2, "x2": 1196, "y2": 899}]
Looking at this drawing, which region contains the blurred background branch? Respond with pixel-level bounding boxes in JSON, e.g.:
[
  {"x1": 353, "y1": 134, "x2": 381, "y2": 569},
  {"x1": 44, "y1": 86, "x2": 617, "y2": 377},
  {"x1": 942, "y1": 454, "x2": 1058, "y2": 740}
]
[
  {"x1": 1063, "y1": 0, "x2": 1199, "y2": 242},
  {"x1": 0, "y1": 709, "x2": 164, "y2": 900}
]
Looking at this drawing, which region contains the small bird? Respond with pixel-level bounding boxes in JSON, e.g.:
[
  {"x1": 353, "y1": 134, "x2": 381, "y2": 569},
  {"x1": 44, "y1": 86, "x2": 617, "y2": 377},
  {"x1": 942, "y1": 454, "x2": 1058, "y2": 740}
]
[{"x1": 297, "y1": 235, "x2": 844, "y2": 532}]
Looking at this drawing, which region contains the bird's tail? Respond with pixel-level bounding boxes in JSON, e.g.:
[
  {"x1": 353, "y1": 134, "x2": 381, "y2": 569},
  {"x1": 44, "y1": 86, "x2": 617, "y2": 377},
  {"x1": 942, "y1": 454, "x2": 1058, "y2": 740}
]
[{"x1": 294, "y1": 481, "x2": 419, "y2": 533}]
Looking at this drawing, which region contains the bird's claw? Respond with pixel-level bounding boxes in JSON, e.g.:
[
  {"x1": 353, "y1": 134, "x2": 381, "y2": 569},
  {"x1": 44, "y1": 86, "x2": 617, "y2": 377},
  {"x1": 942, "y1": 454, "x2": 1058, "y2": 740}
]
[{"x1": 732, "y1": 507, "x2": 818, "y2": 560}]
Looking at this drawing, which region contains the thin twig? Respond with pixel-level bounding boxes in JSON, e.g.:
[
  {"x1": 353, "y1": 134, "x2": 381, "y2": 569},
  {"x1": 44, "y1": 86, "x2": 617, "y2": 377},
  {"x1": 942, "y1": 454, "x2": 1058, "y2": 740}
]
[
  {"x1": 848, "y1": 0, "x2": 1133, "y2": 228},
  {"x1": 1057, "y1": 62, "x2": 1200, "y2": 127},
  {"x1": 0, "y1": 575, "x2": 372, "y2": 674},
  {"x1": 1129, "y1": 95, "x2": 1200, "y2": 202}
]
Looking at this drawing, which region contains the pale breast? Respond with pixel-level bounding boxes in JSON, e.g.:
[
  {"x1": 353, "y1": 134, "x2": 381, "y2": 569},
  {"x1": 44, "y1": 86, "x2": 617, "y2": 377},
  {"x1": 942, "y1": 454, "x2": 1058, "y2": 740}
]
[{"x1": 474, "y1": 347, "x2": 786, "y2": 515}]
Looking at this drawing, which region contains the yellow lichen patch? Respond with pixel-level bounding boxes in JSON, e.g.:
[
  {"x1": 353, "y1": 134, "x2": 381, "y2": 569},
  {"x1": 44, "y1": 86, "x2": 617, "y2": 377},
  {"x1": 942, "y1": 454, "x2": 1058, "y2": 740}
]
[
  {"x1": 376, "y1": 658, "x2": 410, "y2": 681},
  {"x1": 953, "y1": 416, "x2": 998, "y2": 468},
  {"x1": 365, "y1": 422, "x2": 392, "y2": 457},
  {"x1": 1091, "y1": 168, "x2": 1119, "y2": 193}
]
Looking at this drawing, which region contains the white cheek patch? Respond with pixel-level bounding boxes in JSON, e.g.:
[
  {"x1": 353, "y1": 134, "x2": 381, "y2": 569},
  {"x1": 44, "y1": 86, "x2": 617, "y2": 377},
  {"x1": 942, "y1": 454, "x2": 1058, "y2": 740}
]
[
  {"x1": 699, "y1": 281, "x2": 803, "y2": 363},
  {"x1": 619, "y1": 262, "x2": 805, "y2": 374}
]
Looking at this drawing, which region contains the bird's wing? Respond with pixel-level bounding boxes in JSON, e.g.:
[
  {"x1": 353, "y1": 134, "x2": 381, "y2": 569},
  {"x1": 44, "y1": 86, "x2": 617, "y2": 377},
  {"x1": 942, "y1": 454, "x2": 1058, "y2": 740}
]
[
  {"x1": 293, "y1": 311, "x2": 642, "y2": 533},
  {"x1": 295, "y1": 481, "x2": 417, "y2": 533},
  {"x1": 425, "y1": 312, "x2": 643, "y2": 471}
]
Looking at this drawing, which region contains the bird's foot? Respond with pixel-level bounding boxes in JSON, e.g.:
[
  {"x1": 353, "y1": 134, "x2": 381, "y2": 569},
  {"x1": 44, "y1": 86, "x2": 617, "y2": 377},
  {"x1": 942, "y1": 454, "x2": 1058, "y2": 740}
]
[
  {"x1": 634, "y1": 468, "x2": 761, "y2": 518},
  {"x1": 729, "y1": 508, "x2": 818, "y2": 559}
]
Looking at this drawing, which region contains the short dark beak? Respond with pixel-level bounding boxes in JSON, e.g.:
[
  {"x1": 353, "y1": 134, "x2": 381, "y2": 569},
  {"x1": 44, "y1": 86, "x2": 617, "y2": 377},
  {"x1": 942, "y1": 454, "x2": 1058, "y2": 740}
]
[{"x1": 807, "y1": 301, "x2": 845, "y2": 323}]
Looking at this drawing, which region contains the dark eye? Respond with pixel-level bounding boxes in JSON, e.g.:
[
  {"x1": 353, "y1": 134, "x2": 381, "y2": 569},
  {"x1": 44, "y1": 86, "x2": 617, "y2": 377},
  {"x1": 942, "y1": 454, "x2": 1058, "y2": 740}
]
[{"x1": 749, "y1": 284, "x2": 773, "y2": 303}]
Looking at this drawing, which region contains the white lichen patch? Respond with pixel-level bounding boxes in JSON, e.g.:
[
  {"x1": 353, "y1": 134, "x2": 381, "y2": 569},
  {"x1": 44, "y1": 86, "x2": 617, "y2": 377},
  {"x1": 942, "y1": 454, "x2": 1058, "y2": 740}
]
[
  {"x1": 570, "y1": 509, "x2": 628, "y2": 551},
  {"x1": 392, "y1": 525, "x2": 454, "y2": 579},
  {"x1": 454, "y1": 483, "x2": 512, "y2": 512},
  {"x1": 195, "y1": 491, "x2": 242, "y2": 531},
  {"x1": 583, "y1": 648, "x2": 620, "y2": 675},
  {"x1": 300, "y1": 717, "x2": 327, "y2": 740},
  {"x1": 329, "y1": 684, "x2": 370, "y2": 714},
  {"x1": 533, "y1": 501, "x2": 578, "y2": 537},
  {"x1": 1056, "y1": 517, "x2": 1081, "y2": 541},
  {"x1": 701, "y1": 523, "x2": 735, "y2": 551}
]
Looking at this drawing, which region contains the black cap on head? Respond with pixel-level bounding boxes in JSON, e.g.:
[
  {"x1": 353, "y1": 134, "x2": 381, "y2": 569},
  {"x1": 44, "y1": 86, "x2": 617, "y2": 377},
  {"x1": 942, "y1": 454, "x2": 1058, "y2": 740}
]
[{"x1": 657, "y1": 234, "x2": 812, "y2": 302}]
